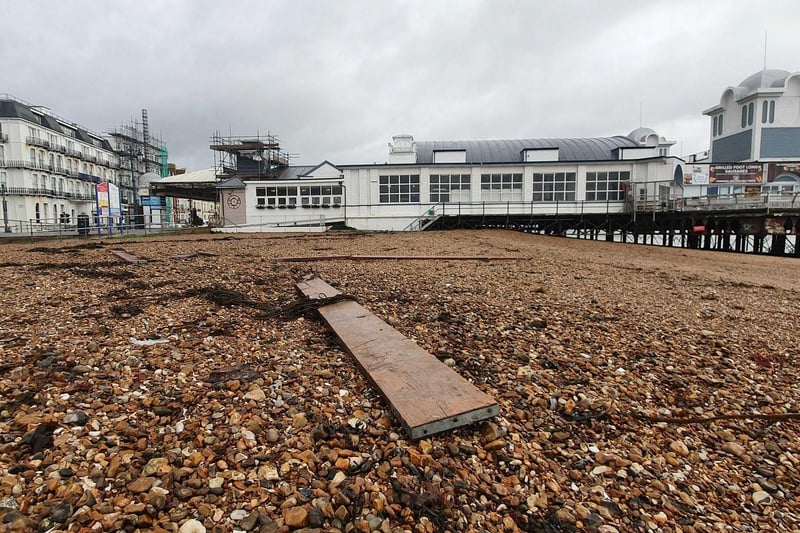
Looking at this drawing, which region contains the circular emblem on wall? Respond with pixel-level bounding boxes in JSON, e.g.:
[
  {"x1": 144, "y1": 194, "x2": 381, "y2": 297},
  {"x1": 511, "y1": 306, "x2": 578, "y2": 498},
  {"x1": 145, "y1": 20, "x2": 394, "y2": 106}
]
[{"x1": 226, "y1": 194, "x2": 241, "y2": 209}]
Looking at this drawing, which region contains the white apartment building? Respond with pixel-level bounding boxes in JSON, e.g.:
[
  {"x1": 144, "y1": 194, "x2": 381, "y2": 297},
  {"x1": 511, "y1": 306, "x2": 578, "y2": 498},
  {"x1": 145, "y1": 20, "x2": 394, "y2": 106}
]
[
  {"x1": 0, "y1": 95, "x2": 169, "y2": 232},
  {"x1": 0, "y1": 95, "x2": 120, "y2": 231}
]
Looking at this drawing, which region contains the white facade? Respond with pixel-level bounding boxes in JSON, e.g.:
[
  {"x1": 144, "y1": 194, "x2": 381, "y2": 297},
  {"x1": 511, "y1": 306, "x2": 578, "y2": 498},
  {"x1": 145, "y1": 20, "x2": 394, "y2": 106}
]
[
  {"x1": 682, "y1": 68, "x2": 800, "y2": 200},
  {"x1": 703, "y1": 69, "x2": 800, "y2": 163},
  {"x1": 0, "y1": 96, "x2": 120, "y2": 231},
  {"x1": 216, "y1": 130, "x2": 681, "y2": 233}
]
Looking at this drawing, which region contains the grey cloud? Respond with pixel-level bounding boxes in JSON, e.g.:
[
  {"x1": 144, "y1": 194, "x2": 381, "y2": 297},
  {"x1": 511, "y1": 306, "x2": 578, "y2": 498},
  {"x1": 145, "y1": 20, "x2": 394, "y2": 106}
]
[{"x1": 2, "y1": 0, "x2": 798, "y2": 169}]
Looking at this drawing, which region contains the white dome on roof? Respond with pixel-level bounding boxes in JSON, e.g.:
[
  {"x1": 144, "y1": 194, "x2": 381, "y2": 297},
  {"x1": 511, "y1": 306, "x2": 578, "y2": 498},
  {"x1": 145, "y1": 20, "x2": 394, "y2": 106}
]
[
  {"x1": 738, "y1": 69, "x2": 791, "y2": 92},
  {"x1": 627, "y1": 127, "x2": 660, "y2": 146},
  {"x1": 627, "y1": 127, "x2": 656, "y2": 142}
]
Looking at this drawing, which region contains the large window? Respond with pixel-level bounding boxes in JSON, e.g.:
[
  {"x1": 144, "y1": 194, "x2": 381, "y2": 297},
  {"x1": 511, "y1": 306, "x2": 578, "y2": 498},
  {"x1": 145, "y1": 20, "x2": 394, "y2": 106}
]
[
  {"x1": 532, "y1": 172, "x2": 576, "y2": 202},
  {"x1": 379, "y1": 175, "x2": 419, "y2": 203},
  {"x1": 480, "y1": 173, "x2": 522, "y2": 201},
  {"x1": 0, "y1": 145, "x2": 4, "y2": 164},
  {"x1": 255, "y1": 185, "x2": 298, "y2": 207},
  {"x1": 430, "y1": 174, "x2": 470, "y2": 202},
  {"x1": 585, "y1": 171, "x2": 630, "y2": 201},
  {"x1": 298, "y1": 184, "x2": 342, "y2": 206}
]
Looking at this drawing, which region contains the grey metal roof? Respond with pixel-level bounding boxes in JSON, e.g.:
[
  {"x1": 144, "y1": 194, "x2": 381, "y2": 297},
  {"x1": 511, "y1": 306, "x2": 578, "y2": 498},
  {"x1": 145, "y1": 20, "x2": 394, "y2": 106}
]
[
  {"x1": 0, "y1": 100, "x2": 40, "y2": 122},
  {"x1": 275, "y1": 166, "x2": 317, "y2": 180},
  {"x1": 39, "y1": 114, "x2": 63, "y2": 133},
  {"x1": 415, "y1": 136, "x2": 639, "y2": 164},
  {"x1": 217, "y1": 177, "x2": 245, "y2": 189}
]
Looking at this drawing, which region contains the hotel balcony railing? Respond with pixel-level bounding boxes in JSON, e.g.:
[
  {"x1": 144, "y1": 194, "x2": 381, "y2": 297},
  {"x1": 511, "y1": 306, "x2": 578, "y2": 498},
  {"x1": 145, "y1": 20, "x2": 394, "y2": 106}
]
[
  {"x1": 1, "y1": 160, "x2": 91, "y2": 179},
  {"x1": 2, "y1": 187, "x2": 94, "y2": 201},
  {"x1": 26, "y1": 137, "x2": 50, "y2": 148}
]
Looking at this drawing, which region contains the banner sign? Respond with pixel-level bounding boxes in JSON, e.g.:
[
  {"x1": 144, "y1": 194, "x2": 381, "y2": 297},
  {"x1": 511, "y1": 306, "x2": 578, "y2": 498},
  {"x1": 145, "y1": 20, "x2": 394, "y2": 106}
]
[
  {"x1": 766, "y1": 163, "x2": 800, "y2": 183},
  {"x1": 97, "y1": 182, "x2": 121, "y2": 217},
  {"x1": 709, "y1": 164, "x2": 763, "y2": 184},
  {"x1": 683, "y1": 165, "x2": 709, "y2": 185}
]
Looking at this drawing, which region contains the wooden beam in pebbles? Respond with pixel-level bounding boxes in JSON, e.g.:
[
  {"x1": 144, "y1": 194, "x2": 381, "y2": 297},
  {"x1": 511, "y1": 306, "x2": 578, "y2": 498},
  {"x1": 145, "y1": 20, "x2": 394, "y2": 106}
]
[
  {"x1": 279, "y1": 254, "x2": 523, "y2": 262},
  {"x1": 110, "y1": 249, "x2": 147, "y2": 264},
  {"x1": 296, "y1": 275, "x2": 499, "y2": 439}
]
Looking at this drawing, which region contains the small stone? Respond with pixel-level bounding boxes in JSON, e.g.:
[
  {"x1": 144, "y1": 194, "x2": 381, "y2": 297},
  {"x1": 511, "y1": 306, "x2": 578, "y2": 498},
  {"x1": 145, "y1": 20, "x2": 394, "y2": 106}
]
[
  {"x1": 555, "y1": 508, "x2": 576, "y2": 524},
  {"x1": 721, "y1": 441, "x2": 746, "y2": 457},
  {"x1": 592, "y1": 465, "x2": 612, "y2": 476},
  {"x1": 230, "y1": 509, "x2": 248, "y2": 521},
  {"x1": 62, "y1": 410, "x2": 89, "y2": 426},
  {"x1": 266, "y1": 428, "x2": 280, "y2": 442},
  {"x1": 480, "y1": 421, "x2": 502, "y2": 442},
  {"x1": 752, "y1": 491, "x2": 773, "y2": 506},
  {"x1": 670, "y1": 440, "x2": 689, "y2": 456},
  {"x1": 127, "y1": 477, "x2": 155, "y2": 493},
  {"x1": 307, "y1": 508, "x2": 324, "y2": 528},
  {"x1": 240, "y1": 512, "x2": 260, "y2": 531},
  {"x1": 284, "y1": 507, "x2": 308, "y2": 528},
  {"x1": 292, "y1": 413, "x2": 308, "y2": 428},
  {"x1": 142, "y1": 457, "x2": 170, "y2": 476},
  {"x1": 258, "y1": 464, "x2": 279, "y2": 481},
  {"x1": 208, "y1": 477, "x2": 224, "y2": 494},
  {"x1": 179, "y1": 518, "x2": 206, "y2": 533},
  {"x1": 49, "y1": 501, "x2": 73, "y2": 523},
  {"x1": 484, "y1": 439, "x2": 506, "y2": 451},
  {"x1": 244, "y1": 388, "x2": 266, "y2": 401}
]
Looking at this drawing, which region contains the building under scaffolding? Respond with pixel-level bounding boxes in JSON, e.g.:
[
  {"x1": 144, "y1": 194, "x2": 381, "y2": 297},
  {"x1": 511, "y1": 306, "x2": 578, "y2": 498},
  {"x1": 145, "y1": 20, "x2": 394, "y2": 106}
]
[
  {"x1": 107, "y1": 111, "x2": 168, "y2": 213},
  {"x1": 210, "y1": 132, "x2": 291, "y2": 180}
]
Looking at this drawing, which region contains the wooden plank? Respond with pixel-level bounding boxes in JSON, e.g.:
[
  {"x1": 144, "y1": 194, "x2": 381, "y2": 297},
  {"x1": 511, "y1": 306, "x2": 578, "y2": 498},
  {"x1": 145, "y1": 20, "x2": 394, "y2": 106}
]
[
  {"x1": 296, "y1": 276, "x2": 498, "y2": 439},
  {"x1": 279, "y1": 255, "x2": 523, "y2": 262},
  {"x1": 110, "y1": 250, "x2": 146, "y2": 264}
]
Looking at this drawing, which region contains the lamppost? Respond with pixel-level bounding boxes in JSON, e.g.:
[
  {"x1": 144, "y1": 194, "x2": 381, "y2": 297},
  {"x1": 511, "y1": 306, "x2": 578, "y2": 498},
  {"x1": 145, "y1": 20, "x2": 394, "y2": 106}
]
[
  {"x1": 1, "y1": 183, "x2": 10, "y2": 233},
  {"x1": 339, "y1": 177, "x2": 347, "y2": 227}
]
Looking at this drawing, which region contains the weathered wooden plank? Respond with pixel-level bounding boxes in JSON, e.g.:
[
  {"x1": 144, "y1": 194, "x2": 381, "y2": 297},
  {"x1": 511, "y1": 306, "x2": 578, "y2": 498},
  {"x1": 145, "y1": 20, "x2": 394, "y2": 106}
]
[
  {"x1": 296, "y1": 276, "x2": 498, "y2": 439},
  {"x1": 279, "y1": 255, "x2": 522, "y2": 262},
  {"x1": 110, "y1": 250, "x2": 146, "y2": 264}
]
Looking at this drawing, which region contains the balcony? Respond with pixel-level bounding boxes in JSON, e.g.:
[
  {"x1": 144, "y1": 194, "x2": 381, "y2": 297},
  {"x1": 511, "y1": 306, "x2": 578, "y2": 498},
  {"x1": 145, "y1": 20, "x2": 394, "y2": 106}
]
[
  {"x1": 52, "y1": 143, "x2": 67, "y2": 154},
  {"x1": 1, "y1": 187, "x2": 92, "y2": 200},
  {"x1": 26, "y1": 137, "x2": 50, "y2": 149},
  {"x1": 66, "y1": 149, "x2": 82, "y2": 158},
  {"x1": 1, "y1": 160, "x2": 45, "y2": 170}
]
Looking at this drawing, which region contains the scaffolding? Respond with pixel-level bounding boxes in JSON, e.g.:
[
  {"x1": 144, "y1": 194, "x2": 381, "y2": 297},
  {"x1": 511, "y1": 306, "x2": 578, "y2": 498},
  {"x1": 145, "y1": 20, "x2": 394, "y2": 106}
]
[
  {"x1": 210, "y1": 132, "x2": 292, "y2": 180},
  {"x1": 106, "y1": 110, "x2": 168, "y2": 220}
]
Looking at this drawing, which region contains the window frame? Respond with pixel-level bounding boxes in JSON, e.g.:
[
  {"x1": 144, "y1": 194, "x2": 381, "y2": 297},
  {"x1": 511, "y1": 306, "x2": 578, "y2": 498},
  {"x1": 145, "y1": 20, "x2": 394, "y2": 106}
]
[
  {"x1": 379, "y1": 175, "x2": 420, "y2": 204},
  {"x1": 532, "y1": 172, "x2": 576, "y2": 202},
  {"x1": 585, "y1": 170, "x2": 630, "y2": 202}
]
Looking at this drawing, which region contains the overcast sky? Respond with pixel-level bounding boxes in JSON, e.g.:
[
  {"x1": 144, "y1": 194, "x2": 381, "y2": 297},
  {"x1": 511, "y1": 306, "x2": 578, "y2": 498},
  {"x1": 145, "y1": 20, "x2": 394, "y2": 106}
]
[{"x1": 2, "y1": 0, "x2": 798, "y2": 170}]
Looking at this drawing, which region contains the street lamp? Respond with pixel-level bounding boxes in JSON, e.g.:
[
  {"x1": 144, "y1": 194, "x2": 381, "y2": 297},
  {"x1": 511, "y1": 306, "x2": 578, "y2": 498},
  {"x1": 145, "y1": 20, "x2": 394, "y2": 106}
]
[
  {"x1": 1, "y1": 183, "x2": 10, "y2": 233},
  {"x1": 338, "y1": 177, "x2": 347, "y2": 227}
]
